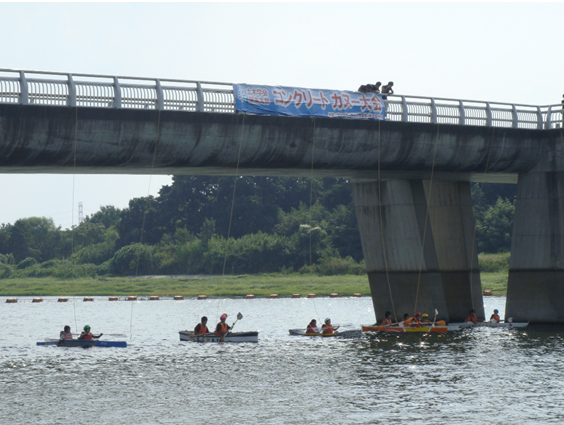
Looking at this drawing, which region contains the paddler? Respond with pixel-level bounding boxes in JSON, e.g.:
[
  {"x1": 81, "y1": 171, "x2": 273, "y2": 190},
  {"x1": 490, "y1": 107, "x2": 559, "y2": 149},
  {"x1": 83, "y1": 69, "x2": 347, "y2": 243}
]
[
  {"x1": 306, "y1": 319, "x2": 318, "y2": 334},
  {"x1": 464, "y1": 309, "x2": 478, "y2": 324},
  {"x1": 215, "y1": 314, "x2": 231, "y2": 336},
  {"x1": 379, "y1": 311, "x2": 393, "y2": 327},
  {"x1": 78, "y1": 325, "x2": 103, "y2": 340},
  {"x1": 59, "y1": 325, "x2": 73, "y2": 340},
  {"x1": 194, "y1": 316, "x2": 209, "y2": 334},
  {"x1": 409, "y1": 312, "x2": 422, "y2": 327},
  {"x1": 399, "y1": 313, "x2": 410, "y2": 326},
  {"x1": 490, "y1": 309, "x2": 501, "y2": 323},
  {"x1": 420, "y1": 313, "x2": 431, "y2": 325},
  {"x1": 321, "y1": 318, "x2": 339, "y2": 334}
]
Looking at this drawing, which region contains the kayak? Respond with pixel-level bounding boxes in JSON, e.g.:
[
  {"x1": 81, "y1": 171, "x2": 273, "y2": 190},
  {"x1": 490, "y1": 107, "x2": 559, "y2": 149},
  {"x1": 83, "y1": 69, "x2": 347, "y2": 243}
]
[
  {"x1": 179, "y1": 331, "x2": 259, "y2": 343},
  {"x1": 37, "y1": 339, "x2": 127, "y2": 348},
  {"x1": 452, "y1": 322, "x2": 529, "y2": 329},
  {"x1": 289, "y1": 329, "x2": 363, "y2": 338},
  {"x1": 361, "y1": 324, "x2": 460, "y2": 333}
]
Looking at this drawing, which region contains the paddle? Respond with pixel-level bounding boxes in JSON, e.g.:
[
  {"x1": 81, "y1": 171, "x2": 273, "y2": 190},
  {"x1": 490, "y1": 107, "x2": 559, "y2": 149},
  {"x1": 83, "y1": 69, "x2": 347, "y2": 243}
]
[
  {"x1": 71, "y1": 333, "x2": 127, "y2": 338},
  {"x1": 429, "y1": 309, "x2": 439, "y2": 330},
  {"x1": 219, "y1": 312, "x2": 243, "y2": 342}
]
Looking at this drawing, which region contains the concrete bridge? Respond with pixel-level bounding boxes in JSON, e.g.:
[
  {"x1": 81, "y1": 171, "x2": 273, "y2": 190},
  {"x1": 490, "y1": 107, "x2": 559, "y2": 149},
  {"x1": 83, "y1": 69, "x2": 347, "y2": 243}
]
[{"x1": 1, "y1": 68, "x2": 564, "y2": 324}]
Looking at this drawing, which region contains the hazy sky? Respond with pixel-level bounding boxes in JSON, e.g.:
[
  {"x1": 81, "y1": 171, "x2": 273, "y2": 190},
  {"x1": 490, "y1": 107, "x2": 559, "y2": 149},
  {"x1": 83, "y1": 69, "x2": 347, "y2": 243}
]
[{"x1": 1, "y1": 2, "x2": 562, "y2": 228}]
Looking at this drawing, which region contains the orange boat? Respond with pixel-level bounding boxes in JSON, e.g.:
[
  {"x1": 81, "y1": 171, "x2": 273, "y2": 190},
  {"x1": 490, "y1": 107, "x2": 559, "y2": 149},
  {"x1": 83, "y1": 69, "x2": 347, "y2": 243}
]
[{"x1": 361, "y1": 324, "x2": 455, "y2": 333}]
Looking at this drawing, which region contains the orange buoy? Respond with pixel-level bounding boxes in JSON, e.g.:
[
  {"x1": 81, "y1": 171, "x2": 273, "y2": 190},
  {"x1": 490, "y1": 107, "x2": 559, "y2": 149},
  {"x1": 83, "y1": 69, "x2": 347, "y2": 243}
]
[
  {"x1": 108, "y1": 296, "x2": 118, "y2": 301},
  {"x1": 269, "y1": 294, "x2": 279, "y2": 299},
  {"x1": 127, "y1": 296, "x2": 137, "y2": 301},
  {"x1": 149, "y1": 296, "x2": 159, "y2": 300},
  {"x1": 307, "y1": 294, "x2": 316, "y2": 298},
  {"x1": 174, "y1": 295, "x2": 184, "y2": 300},
  {"x1": 330, "y1": 293, "x2": 339, "y2": 298},
  {"x1": 245, "y1": 294, "x2": 255, "y2": 299},
  {"x1": 6, "y1": 298, "x2": 17, "y2": 303},
  {"x1": 58, "y1": 297, "x2": 68, "y2": 302},
  {"x1": 483, "y1": 290, "x2": 492, "y2": 296},
  {"x1": 353, "y1": 293, "x2": 362, "y2": 298},
  {"x1": 32, "y1": 298, "x2": 43, "y2": 303},
  {"x1": 197, "y1": 295, "x2": 207, "y2": 300},
  {"x1": 83, "y1": 297, "x2": 94, "y2": 302},
  {"x1": 291, "y1": 294, "x2": 300, "y2": 298}
]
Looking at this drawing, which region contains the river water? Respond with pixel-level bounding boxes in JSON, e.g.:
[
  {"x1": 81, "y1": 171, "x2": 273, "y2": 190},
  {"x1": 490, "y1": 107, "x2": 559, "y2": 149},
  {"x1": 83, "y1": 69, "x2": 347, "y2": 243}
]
[{"x1": 1, "y1": 295, "x2": 563, "y2": 424}]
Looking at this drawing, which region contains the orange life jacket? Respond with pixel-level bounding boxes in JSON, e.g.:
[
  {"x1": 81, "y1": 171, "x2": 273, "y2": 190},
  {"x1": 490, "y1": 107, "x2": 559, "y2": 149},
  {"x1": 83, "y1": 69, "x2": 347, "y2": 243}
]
[
  {"x1": 322, "y1": 324, "x2": 334, "y2": 334},
  {"x1": 380, "y1": 318, "x2": 392, "y2": 326},
  {"x1": 465, "y1": 314, "x2": 477, "y2": 324},
  {"x1": 80, "y1": 332, "x2": 93, "y2": 340},
  {"x1": 306, "y1": 325, "x2": 317, "y2": 333},
  {"x1": 215, "y1": 322, "x2": 229, "y2": 336},
  {"x1": 490, "y1": 314, "x2": 501, "y2": 323},
  {"x1": 64, "y1": 332, "x2": 73, "y2": 340},
  {"x1": 411, "y1": 318, "x2": 421, "y2": 327},
  {"x1": 194, "y1": 324, "x2": 209, "y2": 334}
]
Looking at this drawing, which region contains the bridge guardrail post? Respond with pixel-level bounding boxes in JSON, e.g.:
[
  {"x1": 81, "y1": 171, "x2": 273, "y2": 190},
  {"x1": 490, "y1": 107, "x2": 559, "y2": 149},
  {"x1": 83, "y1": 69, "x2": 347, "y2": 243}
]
[
  {"x1": 19, "y1": 71, "x2": 28, "y2": 105},
  {"x1": 485, "y1": 102, "x2": 492, "y2": 127},
  {"x1": 401, "y1": 96, "x2": 408, "y2": 122},
  {"x1": 113, "y1": 77, "x2": 122, "y2": 108},
  {"x1": 196, "y1": 82, "x2": 204, "y2": 112},
  {"x1": 156, "y1": 79, "x2": 164, "y2": 110},
  {"x1": 430, "y1": 98, "x2": 437, "y2": 124},
  {"x1": 545, "y1": 106, "x2": 553, "y2": 129},
  {"x1": 536, "y1": 106, "x2": 543, "y2": 130},
  {"x1": 511, "y1": 104, "x2": 518, "y2": 129},
  {"x1": 67, "y1": 74, "x2": 76, "y2": 107},
  {"x1": 458, "y1": 100, "x2": 465, "y2": 125}
]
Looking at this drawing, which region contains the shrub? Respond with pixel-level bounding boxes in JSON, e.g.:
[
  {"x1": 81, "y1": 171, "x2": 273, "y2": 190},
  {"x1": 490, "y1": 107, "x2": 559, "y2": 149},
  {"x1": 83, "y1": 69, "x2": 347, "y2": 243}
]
[{"x1": 17, "y1": 257, "x2": 38, "y2": 270}]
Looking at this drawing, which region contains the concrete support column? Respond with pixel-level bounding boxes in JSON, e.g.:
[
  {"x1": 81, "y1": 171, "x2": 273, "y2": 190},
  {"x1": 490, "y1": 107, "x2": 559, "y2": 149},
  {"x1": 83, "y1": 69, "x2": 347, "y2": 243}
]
[
  {"x1": 507, "y1": 134, "x2": 564, "y2": 323},
  {"x1": 425, "y1": 181, "x2": 484, "y2": 321},
  {"x1": 351, "y1": 179, "x2": 448, "y2": 322}
]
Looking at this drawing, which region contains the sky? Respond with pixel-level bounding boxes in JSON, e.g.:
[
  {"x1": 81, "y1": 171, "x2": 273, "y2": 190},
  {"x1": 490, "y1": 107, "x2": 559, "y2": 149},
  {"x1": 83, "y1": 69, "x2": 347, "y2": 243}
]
[{"x1": 0, "y1": 2, "x2": 563, "y2": 229}]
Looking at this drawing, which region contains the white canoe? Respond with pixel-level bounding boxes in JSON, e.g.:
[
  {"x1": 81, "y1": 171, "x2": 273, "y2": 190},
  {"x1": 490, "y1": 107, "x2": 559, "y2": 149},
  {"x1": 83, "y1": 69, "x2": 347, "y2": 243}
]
[
  {"x1": 289, "y1": 328, "x2": 363, "y2": 338},
  {"x1": 179, "y1": 330, "x2": 259, "y2": 343},
  {"x1": 452, "y1": 322, "x2": 529, "y2": 329}
]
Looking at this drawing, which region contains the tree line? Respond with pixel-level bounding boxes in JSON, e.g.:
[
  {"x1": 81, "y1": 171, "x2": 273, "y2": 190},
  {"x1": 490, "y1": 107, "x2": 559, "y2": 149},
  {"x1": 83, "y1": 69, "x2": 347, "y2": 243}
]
[{"x1": 0, "y1": 177, "x2": 515, "y2": 279}]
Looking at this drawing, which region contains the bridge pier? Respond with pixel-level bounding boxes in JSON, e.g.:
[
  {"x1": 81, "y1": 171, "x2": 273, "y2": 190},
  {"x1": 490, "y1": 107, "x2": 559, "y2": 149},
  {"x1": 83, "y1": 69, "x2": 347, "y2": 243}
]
[
  {"x1": 351, "y1": 179, "x2": 483, "y2": 323},
  {"x1": 507, "y1": 134, "x2": 564, "y2": 324}
]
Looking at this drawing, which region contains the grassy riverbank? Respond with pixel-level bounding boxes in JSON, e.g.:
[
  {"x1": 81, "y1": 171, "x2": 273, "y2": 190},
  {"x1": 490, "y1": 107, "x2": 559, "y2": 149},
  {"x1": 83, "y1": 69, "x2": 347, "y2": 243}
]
[{"x1": 0, "y1": 272, "x2": 508, "y2": 297}]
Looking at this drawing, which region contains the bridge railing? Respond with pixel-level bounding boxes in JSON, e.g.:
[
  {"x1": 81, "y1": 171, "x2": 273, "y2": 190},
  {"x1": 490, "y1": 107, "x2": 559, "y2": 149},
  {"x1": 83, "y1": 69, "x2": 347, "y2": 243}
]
[{"x1": 0, "y1": 68, "x2": 561, "y2": 129}]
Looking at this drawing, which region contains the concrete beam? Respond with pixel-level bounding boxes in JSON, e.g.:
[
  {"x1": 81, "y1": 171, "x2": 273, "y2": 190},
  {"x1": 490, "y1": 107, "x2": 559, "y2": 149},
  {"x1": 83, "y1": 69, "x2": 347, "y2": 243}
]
[{"x1": 0, "y1": 104, "x2": 544, "y2": 180}]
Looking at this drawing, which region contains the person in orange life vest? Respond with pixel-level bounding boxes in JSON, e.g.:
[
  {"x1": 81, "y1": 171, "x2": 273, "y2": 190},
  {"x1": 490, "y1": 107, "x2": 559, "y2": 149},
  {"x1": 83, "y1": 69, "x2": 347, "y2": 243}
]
[
  {"x1": 78, "y1": 325, "x2": 102, "y2": 340},
  {"x1": 59, "y1": 325, "x2": 73, "y2": 340},
  {"x1": 464, "y1": 309, "x2": 478, "y2": 324},
  {"x1": 194, "y1": 316, "x2": 209, "y2": 334},
  {"x1": 322, "y1": 318, "x2": 340, "y2": 334},
  {"x1": 215, "y1": 314, "x2": 231, "y2": 336},
  {"x1": 420, "y1": 313, "x2": 432, "y2": 325},
  {"x1": 306, "y1": 319, "x2": 318, "y2": 334},
  {"x1": 490, "y1": 309, "x2": 501, "y2": 323},
  {"x1": 379, "y1": 311, "x2": 393, "y2": 327},
  {"x1": 409, "y1": 312, "x2": 422, "y2": 327},
  {"x1": 399, "y1": 313, "x2": 410, "y2": 326}
]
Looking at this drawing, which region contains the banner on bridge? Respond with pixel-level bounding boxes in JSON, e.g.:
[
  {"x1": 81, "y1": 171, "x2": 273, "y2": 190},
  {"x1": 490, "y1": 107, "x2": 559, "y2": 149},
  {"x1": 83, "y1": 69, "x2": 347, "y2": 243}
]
[{"x1": 233, "y1": 84, "x2": 386, "y2": 121}]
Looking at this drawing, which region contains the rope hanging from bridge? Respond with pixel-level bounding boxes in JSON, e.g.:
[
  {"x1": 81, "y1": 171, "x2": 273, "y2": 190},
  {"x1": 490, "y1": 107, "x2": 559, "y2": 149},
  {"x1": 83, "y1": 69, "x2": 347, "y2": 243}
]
[
  {"x1": 376, "y1": 120, "x2": 397, "y2": 324},
  {"x1": 216, "y1": 113, "x2": 246, "y2": 320},
  {"x1": 71, "y1": 105, "x2": 79, "y2": 332},
  {"x1": 130, "y1": 108, "x2": 163, "y2": 339},
  {"x1": 468, "y1": 128, "x2": 497, "y2": 313},
  {"x1": 413, "y1": 124, "x2": 441, "y2": 316}
]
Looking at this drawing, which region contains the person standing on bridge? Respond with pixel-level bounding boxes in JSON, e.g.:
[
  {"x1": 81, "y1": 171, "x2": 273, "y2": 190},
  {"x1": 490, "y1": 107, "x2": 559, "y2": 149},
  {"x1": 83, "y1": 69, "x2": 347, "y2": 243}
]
[{"x1": 381, "y1": 81, "x2": 394, "y2": 99}]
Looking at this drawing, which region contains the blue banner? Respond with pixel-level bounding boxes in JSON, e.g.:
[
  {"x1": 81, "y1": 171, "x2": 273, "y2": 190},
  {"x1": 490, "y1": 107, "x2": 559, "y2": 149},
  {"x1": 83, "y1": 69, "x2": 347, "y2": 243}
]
[{"x1": 233, "y1": 84, "x2": 385, "y2": 121}]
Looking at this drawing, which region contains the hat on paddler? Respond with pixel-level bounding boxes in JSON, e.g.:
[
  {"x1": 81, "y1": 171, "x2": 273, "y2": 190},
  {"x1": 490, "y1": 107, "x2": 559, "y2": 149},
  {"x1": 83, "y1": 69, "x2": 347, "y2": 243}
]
[
  {"x1": 220, "y1": 314, "x2": 228, "y2": 320},
  {"x1": 84, "y1": 325, "x2": 90, "y2": 330},
  {"x1": 422, "y1": 313, "x2": 429, "y2": 318}
]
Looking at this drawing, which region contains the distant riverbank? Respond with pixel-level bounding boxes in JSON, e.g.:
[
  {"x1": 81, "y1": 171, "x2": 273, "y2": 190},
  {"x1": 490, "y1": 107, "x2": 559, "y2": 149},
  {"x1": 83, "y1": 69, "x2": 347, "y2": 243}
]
[{"x1": 0, "y1": 272, "x2": 507, "y2": 297}]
